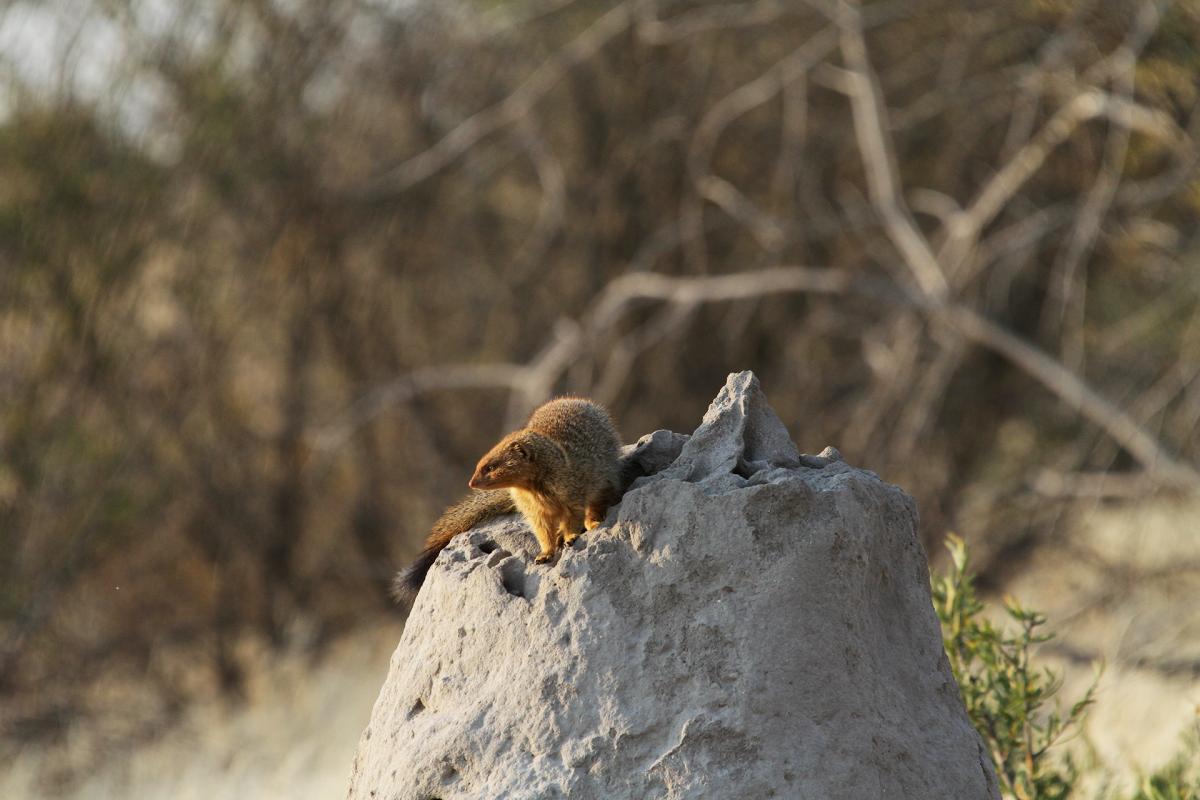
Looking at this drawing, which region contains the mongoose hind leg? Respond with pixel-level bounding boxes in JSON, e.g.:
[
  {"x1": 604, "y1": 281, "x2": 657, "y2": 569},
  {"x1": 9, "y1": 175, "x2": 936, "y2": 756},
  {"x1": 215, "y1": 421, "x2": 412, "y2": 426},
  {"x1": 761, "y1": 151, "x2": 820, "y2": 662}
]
[
  {"x1": 561, "y1": 509, "x2": 585, "y2": 545},
  {"x1": 584, "y1": 484, "x2": 621, "y2": 531}
]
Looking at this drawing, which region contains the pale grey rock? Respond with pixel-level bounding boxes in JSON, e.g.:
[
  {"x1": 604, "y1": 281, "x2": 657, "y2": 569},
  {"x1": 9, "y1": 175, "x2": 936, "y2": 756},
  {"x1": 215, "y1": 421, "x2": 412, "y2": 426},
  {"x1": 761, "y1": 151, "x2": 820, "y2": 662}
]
[
  {"x1": 799, "y1": 444, "x2": 844, "y2": 468},
  {"x1": 818, "y1": 444, "x2": 843, "y2": 461},
  {"x1": 658, "y1": 371, "x2": 800, "y2": 490},
  {"x1": 348, "y1": 371, "x2": 999, "y2": 800},
  {"x1": 619, "y1": 429, "x2": 690, "y2": 490}
]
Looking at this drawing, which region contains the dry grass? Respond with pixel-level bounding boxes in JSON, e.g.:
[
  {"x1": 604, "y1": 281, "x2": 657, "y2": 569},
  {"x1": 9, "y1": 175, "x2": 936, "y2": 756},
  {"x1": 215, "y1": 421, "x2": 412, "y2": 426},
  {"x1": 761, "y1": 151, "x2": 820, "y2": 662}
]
[{"x1": 0, "y1": 620, "x2": 402, "y2": 800}]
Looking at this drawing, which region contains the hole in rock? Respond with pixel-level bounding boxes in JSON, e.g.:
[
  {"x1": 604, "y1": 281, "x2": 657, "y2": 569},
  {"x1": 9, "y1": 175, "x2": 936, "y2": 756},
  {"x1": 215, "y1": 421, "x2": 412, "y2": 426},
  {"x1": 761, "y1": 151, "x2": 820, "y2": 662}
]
[
  {"x1": 732, "y1": 458, "x2": 759, "y2": 479},
  {"x1": 477, "y1": 539, "x2": 499, "y2": 554},
  {"x1": 498, "y1": 559, "x2": 527, "y2": 599},
  {"x1": 407, "y1": 698, "x2": 426, "y2": 719}
]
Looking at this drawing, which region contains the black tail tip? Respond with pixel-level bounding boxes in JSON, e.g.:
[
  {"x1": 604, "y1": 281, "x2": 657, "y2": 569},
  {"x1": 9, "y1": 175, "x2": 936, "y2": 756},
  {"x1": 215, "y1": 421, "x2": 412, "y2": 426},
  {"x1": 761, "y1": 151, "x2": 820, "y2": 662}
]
[
  {"x1": 390, "y1": 548, "x2": 440, "y2": 606},
  {"x1": 389, "y1": 568, "x2": 419, "y2": 606}
]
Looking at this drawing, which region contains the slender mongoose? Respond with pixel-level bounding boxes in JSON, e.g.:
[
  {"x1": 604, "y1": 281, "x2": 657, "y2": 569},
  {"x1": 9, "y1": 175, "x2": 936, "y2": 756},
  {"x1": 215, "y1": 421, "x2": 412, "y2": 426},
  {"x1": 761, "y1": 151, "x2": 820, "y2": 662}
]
[{"x1": 392, "y1": 397, "x2": 622, "y2": 603}]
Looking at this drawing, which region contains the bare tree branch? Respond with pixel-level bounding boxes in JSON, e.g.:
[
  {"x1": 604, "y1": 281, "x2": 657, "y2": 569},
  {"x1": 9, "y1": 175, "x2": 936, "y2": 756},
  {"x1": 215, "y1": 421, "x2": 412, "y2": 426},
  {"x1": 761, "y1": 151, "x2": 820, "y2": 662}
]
[
  {"x1": 941, "y1": 88, "x2": 1189, "y2": 274},
  {"x1": 1041, "y1": 1, "x2": 1165, "y2": 369},
  {"x1": 509, "y1": 121, "x2": 567, "y2": 279},
  {"x1": 311, "y1": 364, "x2": 527, "y2": 454},
  {"x1": 317, "y1": 0, "x2": 1200, "y2": 533},
  {"x1": 943, "y1": 305, "x2": 1200, "y2": 488},
  {"x1": 360, "y1": 1, "x2": 641, "y2": 199},
  {"x1": 831, "y1": 17, "x2": 949, "y2": 300},
  {"x1": 636, "y1": 0, "x2": 803, "y2": 44},
  {"x1": 683, "y1": 27, "x2": 838, "y2": 271}
]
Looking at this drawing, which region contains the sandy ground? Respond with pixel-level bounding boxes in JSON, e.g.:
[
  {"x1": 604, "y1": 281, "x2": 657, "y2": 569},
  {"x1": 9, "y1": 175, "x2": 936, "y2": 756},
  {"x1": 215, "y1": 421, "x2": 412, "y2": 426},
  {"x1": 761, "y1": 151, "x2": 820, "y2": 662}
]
[{"x1": 1004, "y1": 497, "x2": 1200, "y2": 789}]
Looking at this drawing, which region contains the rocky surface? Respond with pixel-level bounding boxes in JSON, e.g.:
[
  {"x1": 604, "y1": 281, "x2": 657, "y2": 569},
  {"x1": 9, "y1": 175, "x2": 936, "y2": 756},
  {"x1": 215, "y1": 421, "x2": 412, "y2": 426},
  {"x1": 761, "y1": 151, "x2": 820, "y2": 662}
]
[{"x1": 347, "y1": 371, "x2": 999, "y2": 799}]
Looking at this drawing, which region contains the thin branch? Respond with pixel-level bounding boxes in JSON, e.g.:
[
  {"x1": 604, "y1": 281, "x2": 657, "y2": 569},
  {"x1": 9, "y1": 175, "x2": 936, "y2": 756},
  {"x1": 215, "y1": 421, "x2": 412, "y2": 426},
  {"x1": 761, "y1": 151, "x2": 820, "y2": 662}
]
[
  {"x1": 1040, "y1": 1, "x2": 1166, "y2": 368},
  {"x1": 833, "y1": 18, "x2": 949, "y2": 300},
  {"x1": 941, "y1": 88, "x2": 1188, "y2": 274},
  {"x1": 311, "y1": 364, "x2": 527, "y2": 454},
  {"x1": 359, "y1": 1, "x2": 640, "y2": 199},
  {"x1": 943, "y1": 305, "x2": 1200, "y2": 488},
  {"x1": 636, "y1": 0, "x2": 801, "y2": 44},
  {"x1": 683, "y1": 27, "x2": 838, "y2": 271},
  {"x1": 509, "y1": 121, "x2": 567, "y2": 279},
  {"x1": 696, "y1": 175, "x2": 787, "y2": 251},
  {"x1": 593, "y1": 301, "x2": 698, "y2": 406},
  {"x1": 588, "y1": 265, "x2": 852, "y2": 332}
]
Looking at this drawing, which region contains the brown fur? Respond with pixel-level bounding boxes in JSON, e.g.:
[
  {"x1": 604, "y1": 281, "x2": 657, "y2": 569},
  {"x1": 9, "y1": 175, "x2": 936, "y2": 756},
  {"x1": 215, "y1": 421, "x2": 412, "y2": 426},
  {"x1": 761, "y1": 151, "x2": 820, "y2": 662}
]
[
  {"x1": 392, "y1": 397, "x2": 622, "y2": 603},
  {"x1": 468, "y1": 397, "x2": 622, "y2": 562}
]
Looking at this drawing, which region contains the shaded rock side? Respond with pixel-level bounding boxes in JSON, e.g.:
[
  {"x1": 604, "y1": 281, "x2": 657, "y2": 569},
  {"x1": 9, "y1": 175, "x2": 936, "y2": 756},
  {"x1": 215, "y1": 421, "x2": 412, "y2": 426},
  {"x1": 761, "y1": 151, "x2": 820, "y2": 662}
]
[{"x1": 347, "y1": 372, "x2": 999, "y2": 800}]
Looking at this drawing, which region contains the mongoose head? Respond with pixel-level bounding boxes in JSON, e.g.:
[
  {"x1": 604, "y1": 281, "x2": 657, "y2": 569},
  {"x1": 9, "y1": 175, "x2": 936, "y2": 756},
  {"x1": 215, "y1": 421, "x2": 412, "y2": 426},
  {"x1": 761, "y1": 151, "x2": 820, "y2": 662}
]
[{"x1": 468, "y1": 431, "x2": 562, "y2": 491}]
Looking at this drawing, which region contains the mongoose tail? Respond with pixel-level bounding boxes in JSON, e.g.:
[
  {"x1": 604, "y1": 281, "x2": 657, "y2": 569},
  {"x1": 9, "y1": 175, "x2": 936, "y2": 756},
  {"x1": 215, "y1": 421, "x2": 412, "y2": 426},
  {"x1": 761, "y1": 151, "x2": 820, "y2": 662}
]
[{"x1": 390, "y1": 489, "x2": 515, "y2": 604}]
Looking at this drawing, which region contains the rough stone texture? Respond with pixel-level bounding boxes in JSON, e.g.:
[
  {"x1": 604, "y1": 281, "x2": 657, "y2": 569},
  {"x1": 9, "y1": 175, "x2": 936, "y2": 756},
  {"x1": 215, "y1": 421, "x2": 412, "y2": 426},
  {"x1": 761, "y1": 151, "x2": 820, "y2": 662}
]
[
  {"x1": 348, "y1": 372, "x2": 999, "y2": 800},
  {"x1": 619, "y1": 429, "x2": 690, "y2": 480}
]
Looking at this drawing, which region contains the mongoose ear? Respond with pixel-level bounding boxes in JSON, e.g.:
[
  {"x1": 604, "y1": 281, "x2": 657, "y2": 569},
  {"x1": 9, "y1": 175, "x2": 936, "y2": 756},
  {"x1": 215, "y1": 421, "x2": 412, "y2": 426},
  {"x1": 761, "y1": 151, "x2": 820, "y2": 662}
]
[{"x1": 513, "y1": 442, "x2": 527, "y2": 459}]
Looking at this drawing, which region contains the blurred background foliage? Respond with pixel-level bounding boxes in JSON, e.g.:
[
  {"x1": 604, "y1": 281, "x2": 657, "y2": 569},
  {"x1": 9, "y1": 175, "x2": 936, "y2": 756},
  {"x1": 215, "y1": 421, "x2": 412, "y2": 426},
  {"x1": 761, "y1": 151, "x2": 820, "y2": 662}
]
[{"x1": 1, "y1": 0, "x2": 1199, "y2": 793}]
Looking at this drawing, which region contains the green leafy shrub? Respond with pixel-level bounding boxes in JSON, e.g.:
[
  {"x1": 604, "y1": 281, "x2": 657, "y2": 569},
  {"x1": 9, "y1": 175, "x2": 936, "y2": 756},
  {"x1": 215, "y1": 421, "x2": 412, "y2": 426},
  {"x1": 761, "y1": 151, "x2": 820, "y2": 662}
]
[
  {"x1": 932, "y1": 535, "x2": 1199, "y2": 800},
  {"x1": 933, "y1": 534, "x2": 1098, "y2": 799}
]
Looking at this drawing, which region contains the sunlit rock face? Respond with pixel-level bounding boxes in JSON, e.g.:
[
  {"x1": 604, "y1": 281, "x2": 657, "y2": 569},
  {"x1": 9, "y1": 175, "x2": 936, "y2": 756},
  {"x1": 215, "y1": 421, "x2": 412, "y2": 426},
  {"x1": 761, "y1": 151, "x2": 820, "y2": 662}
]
[{"x1": 347, "y1": 371, "x2": 999, "y2": 800}]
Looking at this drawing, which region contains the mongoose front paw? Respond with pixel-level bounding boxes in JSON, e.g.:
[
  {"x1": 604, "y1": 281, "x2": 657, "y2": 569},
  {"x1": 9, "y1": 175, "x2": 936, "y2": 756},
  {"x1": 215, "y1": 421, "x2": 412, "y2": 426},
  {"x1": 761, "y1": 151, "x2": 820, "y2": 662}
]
[
  {"x1": 562, "y1": 532, "x2": 578, "y2": 545},
  {"x1": 583, "y1": 519, "x2": 600, "y2": 531},
  {"x1": 534, "y1": 551, "x2": 553, "y2": 564}
]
